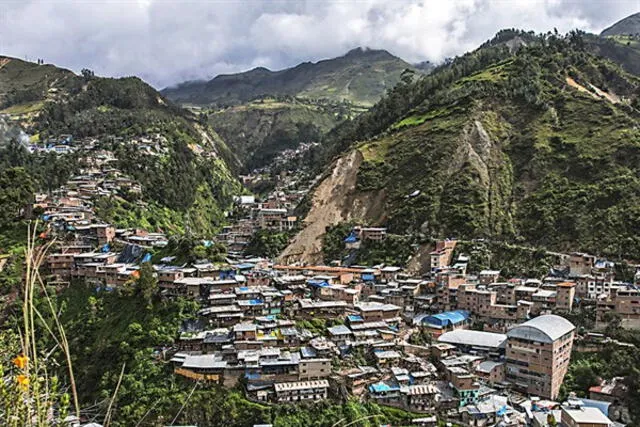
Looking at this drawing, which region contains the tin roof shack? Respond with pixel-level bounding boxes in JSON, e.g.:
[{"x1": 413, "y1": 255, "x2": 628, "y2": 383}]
[
  {"x1": 174, "y1": 354, "x2": 227, "y2": 383},
  {"x1": 589, "y1": 377, "x2": 627, "y2": 403},
  {"x1": 438, "y1": 330, "x2": 507, "y2": 358},
  {"x1": 475, "y1": 361, "x2": 506, "y2": 385},
  {"x1": 344, "y1": 366, "x2": 380, "y2": 396},
  {"x1": 297, "y1": 299, "x2": 347, "y2": 319}
]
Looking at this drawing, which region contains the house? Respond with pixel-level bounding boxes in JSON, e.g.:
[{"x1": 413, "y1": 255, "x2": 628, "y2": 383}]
[
  {"x1": 475, "y1": 361, "x2": 505, "y2": 384},
  {"x1": 420, "y1": 310, "x2": 470, "y2": 337},
  {"x1": 561, "y1": 405, "x2": 613, "y2": 427},
  {"x1": 273, "y1": 380, "x2": 329, "y2": 403}
]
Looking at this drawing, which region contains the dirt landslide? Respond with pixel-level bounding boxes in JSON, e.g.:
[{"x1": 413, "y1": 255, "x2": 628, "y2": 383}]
[{"x1": 279, "y1": 149, "x2": 386, "y2": 264}]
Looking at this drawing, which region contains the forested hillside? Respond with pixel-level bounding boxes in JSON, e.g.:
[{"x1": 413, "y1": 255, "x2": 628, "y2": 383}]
[
  {"x1": 285, "y1": 30, "x2": 640, "y2": 261},
  {"x1": 204, "y1": 97, "x2": 354, "y2": 170},
  {"x1": 0, "y1": 56, "x2": 240, "y2": 236}
]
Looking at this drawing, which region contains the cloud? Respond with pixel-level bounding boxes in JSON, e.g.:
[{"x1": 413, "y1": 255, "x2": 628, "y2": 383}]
[{"x1": 0, "y1": 0, "x2": 637, "y2": 88}]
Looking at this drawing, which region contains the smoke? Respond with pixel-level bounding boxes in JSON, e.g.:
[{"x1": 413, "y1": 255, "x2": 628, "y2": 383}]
[{"x1": 0, "y1": 115, "x2": 31, "y2": 146}]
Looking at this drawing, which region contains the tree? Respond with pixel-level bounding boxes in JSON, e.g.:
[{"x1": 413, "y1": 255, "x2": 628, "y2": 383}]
[
  {"x1": 135, "y1": 262, "x2": 158, "y2": 305},
  {"x1": 81, "y1": 68, "x2": 95, "y2": 80},
  {"x1": 0, "y1": 167, "x2": 35, "y2": 226}
]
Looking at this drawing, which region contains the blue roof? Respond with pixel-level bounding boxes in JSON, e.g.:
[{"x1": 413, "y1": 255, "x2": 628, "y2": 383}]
[
  {"x1": 236, "y1": 263, "x2": 255, "y2": 270},
  {"x1": 249, "y1": 299, "x2": 264, "y2": 305},
  {"x1": 423, "y1": 310, "x2": 470, "y2": 328},
  {"x1": 369, "y1": 382, "x2": 400, "y2": 393},
  {"x1": 348, "y1": 315, "x2": 364, "y2": 322},
  {"x1": 580, "y1": 399, "x2": 611, "y2": 416},
  {"x1": 307, "y1": 280, "x2": 330, "y2": 288},
  {"x1": 239, "y1": 286, "x2": 250, "y2": 291}
]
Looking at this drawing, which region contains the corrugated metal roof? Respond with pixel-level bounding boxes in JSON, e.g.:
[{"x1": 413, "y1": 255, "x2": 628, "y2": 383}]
[{"x1": 438, "y1": 330, "x2": 507, "y2": 349}]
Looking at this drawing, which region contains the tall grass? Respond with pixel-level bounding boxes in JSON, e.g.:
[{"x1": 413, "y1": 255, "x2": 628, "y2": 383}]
[{"x1": 0, "y1": 223, "x2": 79, "y2": 426}]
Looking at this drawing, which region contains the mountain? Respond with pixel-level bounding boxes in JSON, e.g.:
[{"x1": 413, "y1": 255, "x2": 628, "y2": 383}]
[
  {"x1": 162, "y1": 47, "x2": 416, "y2": 107},
  {"x1": 205, "y1": 97, "x2": 347, "y2": 172},
  {"x1": 0, "y1": 55, "x2": 240, "y2": 236},
  {"x1": 282, "y1": 30, "x2": 640, "y2": 263},
  {"x1": 583, "y1": 13, "x2": 640, "y2": 76},
  {"x1": 601, "y1": 12, "x2": 640, "y2": 37}
]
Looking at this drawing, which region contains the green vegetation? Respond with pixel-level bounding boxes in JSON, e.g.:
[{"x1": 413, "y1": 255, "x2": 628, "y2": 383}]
[
  {"x1": 206, "y1": 98, "x2": 333, "y2": 170},
  {"x1": 245, "y1": 230, "x2": 292, "y2": 258},
  {"x1": 322, "y1": 223, "x2": 416, "y2": 266},
  {"x1": 561, "y1": 340, "x2": 640, "y2": 425},
  {"x1": 453, "y1": 240, "x2": 560, "y2": 278},
  {"x1": 315, "y1": 31, "x2": 640, "y2": 260}
]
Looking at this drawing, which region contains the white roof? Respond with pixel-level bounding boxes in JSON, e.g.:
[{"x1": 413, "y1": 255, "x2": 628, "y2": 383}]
[
  {"x1": 181, "y1": 354, "x2": 227, "y2": 369},
  {"x1": 562, "y1": 407, "x2": 612, "y2": 425},
  {"x1": 476, "y1": 360, "x2": 504, "y2": 373},
  {"x1": 438, "y1": 329, "x2": 507, "y2": 349},
  {"x1": 507, "y1": 314, "x2": 575, "y2": 343}
]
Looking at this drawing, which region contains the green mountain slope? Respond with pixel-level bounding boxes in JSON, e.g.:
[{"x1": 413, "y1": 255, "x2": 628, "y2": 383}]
[
  {"x1": 162, "y1": 47, "x2": 416, "y2": 107},
  {"x1": 285, "y1": 31, "x2": 640, "y2": 261},
  {"x1": 204, "y1": 97, "x2": 356, "y2": 171},
  {"x1": 0, "y1": 56, "x2": 240, "y2": 236}
]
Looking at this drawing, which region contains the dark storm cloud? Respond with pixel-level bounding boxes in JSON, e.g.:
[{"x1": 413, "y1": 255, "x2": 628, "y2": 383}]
[{"x1": 0, "y1": 0, "x2": 637, "y2": 88}]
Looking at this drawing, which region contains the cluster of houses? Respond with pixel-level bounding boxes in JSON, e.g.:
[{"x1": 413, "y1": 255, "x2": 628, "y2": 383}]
[
  {"x1": 21, "y1": 132, "x2": 174, "y2": 156},
  {"x1": 215, "y1": 189, "x2": 303, "y2": 253},
  {"x1": 40, "y1": 229, "x2": 636, "y2": 425},
  {"x1": 31, "y1": 133, "x2": 636, "y2": 425}
]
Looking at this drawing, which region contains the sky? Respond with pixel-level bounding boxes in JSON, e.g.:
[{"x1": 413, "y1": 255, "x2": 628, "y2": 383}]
[{"x1": 0, "y1": 0, "x2": 638, "y2": 89}]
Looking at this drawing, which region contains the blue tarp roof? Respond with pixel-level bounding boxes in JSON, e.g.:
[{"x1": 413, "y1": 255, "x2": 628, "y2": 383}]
[
  {"x1": 249, "y1": 299, "x2": 263, "y2": 305},
  {"x1": 348, "y1": 315, "x2": 364, "y2": 322},
  {"x1": 423, "y1": 310, "x2": 470, "y2": 327},
  {"x1": 369, "y1": 382, "x2": 400, "y2": 393},
  {"x1": 307, "y1": 280, "x2": 330, "y2": 288}
]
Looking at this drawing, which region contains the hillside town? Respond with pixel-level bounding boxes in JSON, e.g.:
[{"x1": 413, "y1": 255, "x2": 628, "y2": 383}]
[
  {"x1": 4, "y1": 9, "x2": 640, "y2": 425},
  {"x1": 36, "y1": 148, "x2": 639, "y2": 426}
]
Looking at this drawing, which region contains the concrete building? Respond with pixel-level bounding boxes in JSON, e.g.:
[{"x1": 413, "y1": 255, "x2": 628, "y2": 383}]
[
  {"x1": 561, "y1": 406, "x2": 613, "y2": 427},
  {"x1": 596, "y1": 286, "x2": 640, "y2": 329},
  {"x1": 273, "y1": 380, "x2": 329, "y2": 402},
  {"x1": 505, "y1": 315, "x2": 575, "y2": 399}
]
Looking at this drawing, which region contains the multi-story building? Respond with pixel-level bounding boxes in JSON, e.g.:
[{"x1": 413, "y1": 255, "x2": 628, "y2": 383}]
[
  {"x1": 596, "y1": 286, "x2": 640, "y2": 329},
  {"x1": 555, "y1": 282, "x2": 576, "y2": 312},
  {"x1": 273, "y1": 380, "x2": 329, "y2": 402},
  {"x1": 567, "y1": 252, "x2": 597, "y2": 276},
  {"x1": 505, "y1": 315, "x2": 575, "y2": 399},
  {"x1": 430, "y1": 239, "x2": 457, "y2": 271}
]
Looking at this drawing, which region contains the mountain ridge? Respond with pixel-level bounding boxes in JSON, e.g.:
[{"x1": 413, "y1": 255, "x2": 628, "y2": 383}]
[{"x1": 162, "y1": 47, "x2": 418, "y2": 107}]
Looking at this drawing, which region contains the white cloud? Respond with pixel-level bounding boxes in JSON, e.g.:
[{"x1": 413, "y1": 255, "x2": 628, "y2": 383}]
[{"x1": 0, "y1": 0, "x2": 637, "y2": 88}]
